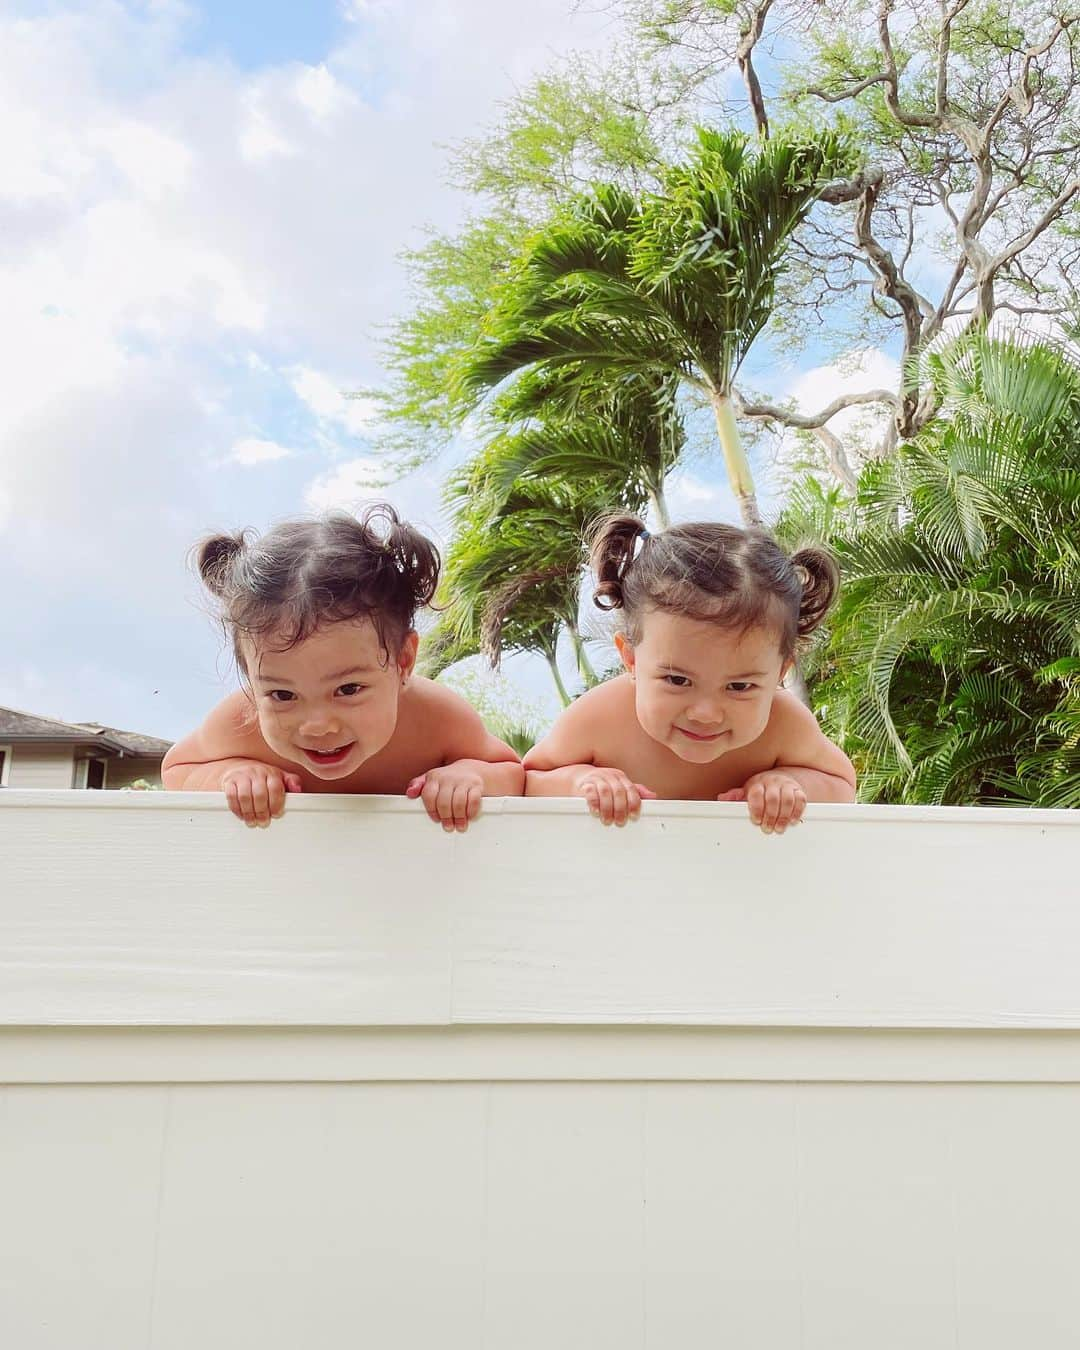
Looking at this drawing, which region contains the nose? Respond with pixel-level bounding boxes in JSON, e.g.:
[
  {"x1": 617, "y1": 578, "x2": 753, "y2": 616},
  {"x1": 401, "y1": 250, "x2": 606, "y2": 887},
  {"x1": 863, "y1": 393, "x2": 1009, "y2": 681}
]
[
  {"x1": 298, "y1": 710, "x2": 341, "y2": 738},
  {"x1": 686, "y1": 696, "x2": 724, "y2": 726}
]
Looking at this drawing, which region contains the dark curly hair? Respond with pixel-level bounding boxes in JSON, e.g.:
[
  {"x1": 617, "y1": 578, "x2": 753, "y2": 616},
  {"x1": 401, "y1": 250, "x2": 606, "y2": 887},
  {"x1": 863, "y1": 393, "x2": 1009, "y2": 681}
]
[
  {"x1": 196, "y1": 503, "x2": 440, "y2": 677},
  {"x1": 590, "y1": 515, "x2": 839, "y2": 660}
]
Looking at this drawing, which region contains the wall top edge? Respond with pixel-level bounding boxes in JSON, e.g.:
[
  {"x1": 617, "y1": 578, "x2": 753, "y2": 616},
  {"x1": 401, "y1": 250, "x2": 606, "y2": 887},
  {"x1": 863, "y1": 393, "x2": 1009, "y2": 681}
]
[{"x1": 0, "y1": 789, "x2": 1076, "y2": 828}]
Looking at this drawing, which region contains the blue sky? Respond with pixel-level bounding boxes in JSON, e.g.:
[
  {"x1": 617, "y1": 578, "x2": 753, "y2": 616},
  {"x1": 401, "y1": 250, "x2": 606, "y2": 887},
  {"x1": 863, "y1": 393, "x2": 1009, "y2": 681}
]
[
  {"x1": 0, "y1": 0, "x2": 897, "y2": 744},
  {"x1": 180, "y1": 0, "x2": 347, "y2": 69}
]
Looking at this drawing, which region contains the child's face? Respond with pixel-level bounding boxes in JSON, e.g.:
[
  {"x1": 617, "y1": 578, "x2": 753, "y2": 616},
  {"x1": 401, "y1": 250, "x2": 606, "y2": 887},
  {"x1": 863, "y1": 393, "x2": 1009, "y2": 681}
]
[
  {"x1": 617, "y1": 609, "x2": 788, "y2": 764},
  {"x1": 244, "y1": 618, "x2": 417, "y2": 779}
]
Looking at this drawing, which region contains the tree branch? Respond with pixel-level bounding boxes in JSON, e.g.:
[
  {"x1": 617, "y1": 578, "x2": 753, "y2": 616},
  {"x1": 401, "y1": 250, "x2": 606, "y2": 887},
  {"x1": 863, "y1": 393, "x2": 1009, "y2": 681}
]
[
  {"x1": 736, "y1": 0, "x2": 775, "y2": 139},
  {"x1": 733, "y1": 387, "x2": 898, "y2": 429}
]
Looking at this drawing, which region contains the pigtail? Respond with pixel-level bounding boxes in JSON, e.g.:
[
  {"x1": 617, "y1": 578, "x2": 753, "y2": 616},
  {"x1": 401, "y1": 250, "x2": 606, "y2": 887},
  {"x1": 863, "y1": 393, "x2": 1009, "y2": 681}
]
[
  {"x1": 790, "y1": 545, "x2": 840, "y2": 637},
  {"x1": 589, "y1": 513, "x2": 648, "y2": 612},
  {"x1": 195, "y1": 531, "x2": 246, "y2": 599},
  {"x1": 358, "y1": 503, "x2": 441, "y2": 610}
]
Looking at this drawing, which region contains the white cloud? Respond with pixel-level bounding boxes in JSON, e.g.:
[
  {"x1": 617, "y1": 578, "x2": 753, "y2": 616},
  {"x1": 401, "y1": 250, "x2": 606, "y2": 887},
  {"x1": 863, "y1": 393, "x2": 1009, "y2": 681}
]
[
  {"x1": 290, "y1": 366, "x2": 380, "y2": 435},
  {"x1": 294, "y1": 64, "x2": 354, "y2": 122},
  {"x1": 229, "y1": 437, "x2": 293, "y2": 466},
  {"x1": 662, "y1": 469, "x2": 741, "y2": 527},
  {"x1": 0, "y1": 0, "x2": 627, "y2": 739},
  {"x1": 772, "y1": 347, "x2": 901, "y2": 472},
  {"x1": 304, "y1": 456, "x2": 386, "y2": 511}
]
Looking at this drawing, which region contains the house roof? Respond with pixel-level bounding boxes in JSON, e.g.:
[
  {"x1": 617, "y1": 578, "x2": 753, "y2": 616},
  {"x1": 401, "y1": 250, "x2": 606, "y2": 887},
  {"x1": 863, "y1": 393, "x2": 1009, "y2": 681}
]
[{"x1": 0, "y1": 706, "x2": 172, "y2": 757}]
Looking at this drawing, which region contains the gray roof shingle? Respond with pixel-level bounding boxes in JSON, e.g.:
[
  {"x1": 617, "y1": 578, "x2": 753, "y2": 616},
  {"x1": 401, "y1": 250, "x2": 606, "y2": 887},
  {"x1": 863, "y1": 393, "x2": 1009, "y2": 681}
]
[{"x1": 0, "y1": 706, "x2": 171, "y2": 757}]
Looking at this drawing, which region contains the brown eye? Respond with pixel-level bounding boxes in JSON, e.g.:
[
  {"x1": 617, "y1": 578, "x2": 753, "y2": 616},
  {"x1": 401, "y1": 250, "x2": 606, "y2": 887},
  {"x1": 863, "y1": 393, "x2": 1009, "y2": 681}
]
[
  {"x1": 337, "y1": 683, "x2": 364, "y2": 696},
  {"x1": 268, "y1": 690, "x2": 295, "y2": 702}
]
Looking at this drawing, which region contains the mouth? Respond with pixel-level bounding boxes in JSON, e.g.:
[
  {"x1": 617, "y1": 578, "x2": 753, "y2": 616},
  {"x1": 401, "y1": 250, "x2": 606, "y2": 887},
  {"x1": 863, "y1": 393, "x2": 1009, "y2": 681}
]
[
  {"x1": 677, "y1": 727, "x2": 726, "y2": 743},
  {"x1": 300, "y1": 742, "x2": 355, "y2": 767}
]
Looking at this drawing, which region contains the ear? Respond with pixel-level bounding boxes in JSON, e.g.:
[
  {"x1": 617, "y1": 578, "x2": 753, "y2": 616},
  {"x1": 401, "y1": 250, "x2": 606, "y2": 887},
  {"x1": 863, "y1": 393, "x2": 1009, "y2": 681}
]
[
  {"x1": 614, "y1": 632, "x2": 636, "y2": 675},
  {"x1": 779, "y1": 657, "x2": 795, "y2": 686},
  {"x1": 398, "y1": 630, "x2": 419, "y2": 682}
]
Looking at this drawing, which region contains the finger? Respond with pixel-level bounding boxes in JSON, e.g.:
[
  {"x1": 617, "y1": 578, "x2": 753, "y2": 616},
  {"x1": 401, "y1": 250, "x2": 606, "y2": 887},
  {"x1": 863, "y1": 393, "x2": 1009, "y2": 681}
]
[
  {"x1": 625, "y1": 783, "x2": 643, "y2": 820},
  {"x1": 791, "y1": 789, "x2": 807, "y2": 824},
  {"x1": 284, "y1": 773, "x2": 304, "y2": 794},
  {"x1": 224, "y1": 779, "x2": 245, "y2": 822},
  {"x1": 583, "y1": 781, "x2": 600, "y2": 816},
  {"x1": 761, "y1": 784, "x2": 782, "y2": 833},
  {"x1": 772, "y1": 787, "x2": 794, "y2": 834},
  {"x1": 466, "y1": 784, "x2": 482, "y2": 821},
  {"x1": 436, "y1": 780, "x2": 457, "y2": 832},
  {"x1": 635, "y1": 783, "x2": 659, "y2": 800},
  {"x1": 267, "y1": 774, "x2": 287, "y2": 820},
  {"x1": 250, "y1": 776, "x2": 272, "y2": 828},
  {"x1": 405, "y1": 774, "x2": 426, "y2": 799},
  {"x1": 612, "y1": 784, "x2": 630, "y2": 827},
  {"x1": 421, "y1": 777, "x2": 443, "y2": 825},
  {"x1": 596, "y1": 780, "x2": 615, "y2": 826},
  {"x1": 716, "y1": 788, "x2": 747, "y2": 803},
  {"x1": 451, "y1": 783, "x2": 470, "y2": 832},
  {"x1": 746, "y1": 784, "x2": 765, "y2": 825},
  {"x1": 233, "y1": 779, "x2": 257, "y2": 827}
]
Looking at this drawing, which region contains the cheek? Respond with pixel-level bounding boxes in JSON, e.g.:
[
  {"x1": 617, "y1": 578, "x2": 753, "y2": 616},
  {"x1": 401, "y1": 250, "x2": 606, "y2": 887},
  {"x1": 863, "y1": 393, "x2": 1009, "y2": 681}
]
[{"x1": 635, "y1": 687, "x2": 669, "y2": 729}]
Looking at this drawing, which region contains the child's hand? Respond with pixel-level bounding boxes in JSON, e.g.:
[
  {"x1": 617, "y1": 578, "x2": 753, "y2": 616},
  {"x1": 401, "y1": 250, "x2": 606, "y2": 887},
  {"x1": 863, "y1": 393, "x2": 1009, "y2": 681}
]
[
  {"x1": 407, "y1": 766, "x2": 484, "y2": 833},
  {"x1": 576, "y1": 767, "x2": 657, "y2": 827},
  {"x1": 220, "y1": 763, "x2": 304, "y2": 828},
  {"x1": 718, "y1": 771, "x2": 807, "y2": 834}
]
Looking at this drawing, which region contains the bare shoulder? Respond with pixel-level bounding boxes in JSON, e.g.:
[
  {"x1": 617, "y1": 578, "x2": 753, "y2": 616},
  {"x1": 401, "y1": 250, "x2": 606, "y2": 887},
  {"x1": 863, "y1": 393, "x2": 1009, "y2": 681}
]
[
  {"x1": 524, "y1": 676, "x2": 633, "y2": 770},
  {"x1": 401, "y1": 677, "x2": 518, "y2": 763},
  {"x1": 163, "y1": 690, "x2": 270, "y2": 769},
  {"x1": 767, "y1": 687, "x2": 825, "y2": 738},
  {"x1": 766, "y1": 687, "x2": 855, "y2": 780}
]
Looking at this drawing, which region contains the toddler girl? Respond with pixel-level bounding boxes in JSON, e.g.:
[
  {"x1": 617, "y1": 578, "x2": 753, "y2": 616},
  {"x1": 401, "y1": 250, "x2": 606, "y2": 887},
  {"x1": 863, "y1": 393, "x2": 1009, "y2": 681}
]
[
  {"x1": 524, "y1": 515, "x2": 856, "y2": 832},
  {"x1": 163, "y1": 505, "x2": 523, "y2": 830}
]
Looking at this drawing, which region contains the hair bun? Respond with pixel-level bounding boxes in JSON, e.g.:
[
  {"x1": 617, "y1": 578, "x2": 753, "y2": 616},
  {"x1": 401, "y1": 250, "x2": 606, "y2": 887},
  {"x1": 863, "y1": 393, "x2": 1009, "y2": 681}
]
[
  {"x1": 356, "y1": 503, "x2": 441, "y2": 609},
  {"x1": 589, "y1": 513, "x2": 649, "y2": 611},
  {"x1": 195, "y1": 532, "x2": 246, "y2": 598},
  {"x1": 790, "y1": 546, "x2": 840, "y2": 637}
]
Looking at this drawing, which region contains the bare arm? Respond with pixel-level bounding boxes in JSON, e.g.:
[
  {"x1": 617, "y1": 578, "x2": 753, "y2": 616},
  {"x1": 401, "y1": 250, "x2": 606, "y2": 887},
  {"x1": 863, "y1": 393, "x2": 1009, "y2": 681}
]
[
  {"x1": 161, "y1": 693, "x2": 291, "y2": 791},
  {"x1": 522, "y1": 698, "x2": 598, "y2": 797},
  {"x1": 774, "y1": 765, "x2": 856, "y2": 802},
  {"x1": 770, "y1": 694, "x2": 857, "y2": 801},
  {"x1": 449, "y1": 757, "x2": 525, "y2": 797},
  {"x1": 524, "y1": 764, "x2": 595, "y2": 797},
  {"x1": 523, "y1": 687, "x2": 655, "y2": 825},
  {"x1": 406, "y1": 685, "x2": 524, "y2": 829}
]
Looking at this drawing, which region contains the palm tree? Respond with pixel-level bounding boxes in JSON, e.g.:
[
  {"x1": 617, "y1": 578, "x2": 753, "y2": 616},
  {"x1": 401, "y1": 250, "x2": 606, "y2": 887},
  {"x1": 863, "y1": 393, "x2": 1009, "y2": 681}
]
[
  {"x1": 424, "y1": 444, "x2": 643, "y2": 701},
  {"x1": 457, "y1": 127, "x2": 853, "y2": 527},
  {"x1": 782, "y1": 334, "x2": 1080, "y2": 807},
  {"x1": 482, "y1": 366, "x2": 685, "y2": 527}
]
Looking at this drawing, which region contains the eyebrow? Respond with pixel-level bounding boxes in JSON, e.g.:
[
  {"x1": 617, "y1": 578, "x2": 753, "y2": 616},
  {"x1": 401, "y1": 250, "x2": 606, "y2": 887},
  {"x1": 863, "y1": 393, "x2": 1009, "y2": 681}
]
[
  {"x1": 659, "y1": 662, "x2": 770, "y2": 679},
  {"x1": 256, "y1": 666, "x2": 377, "y2": 685}
]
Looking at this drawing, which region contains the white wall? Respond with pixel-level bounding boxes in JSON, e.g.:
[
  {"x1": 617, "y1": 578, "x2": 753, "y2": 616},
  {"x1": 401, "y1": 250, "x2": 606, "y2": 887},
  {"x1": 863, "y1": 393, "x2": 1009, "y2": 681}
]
[{"x1": 2, "y1": 792, "x2": 1080, "y2": 1349}]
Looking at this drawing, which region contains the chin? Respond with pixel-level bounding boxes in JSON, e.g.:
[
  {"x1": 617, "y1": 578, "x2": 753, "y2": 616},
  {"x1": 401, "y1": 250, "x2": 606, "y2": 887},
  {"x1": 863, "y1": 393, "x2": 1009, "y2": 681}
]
[{"x1": 673, "y1": 742, "x2": 725, "y2": 764}]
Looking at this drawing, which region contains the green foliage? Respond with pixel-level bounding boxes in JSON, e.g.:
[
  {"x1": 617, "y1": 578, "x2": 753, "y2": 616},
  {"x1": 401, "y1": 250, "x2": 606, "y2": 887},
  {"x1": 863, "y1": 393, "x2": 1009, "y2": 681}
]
[
  {"x1": 783, "y1": 336, "x2": 1080, "y2": 807},
  {"x1": 422, "y1": 428, "x2": 645, "y2": 698},
  {"x1": 366, "y1": 216, "x2": 522, "y2": 470},
  {"x1": 455, "y1": 126, "x2": 850, "y2": 522},
  {"x1": 437, "y1": 667, "x2": 547, "y2": 757}
]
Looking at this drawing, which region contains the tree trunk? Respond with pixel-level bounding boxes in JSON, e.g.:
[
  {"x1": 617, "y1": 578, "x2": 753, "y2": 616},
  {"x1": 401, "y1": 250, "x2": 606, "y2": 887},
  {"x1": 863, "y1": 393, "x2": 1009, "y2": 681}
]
[
  {"x1": 568, "y1": 625, "x2": 600, "y2": 687},
  {"x1": 710, "y1": 391, "x2": 763, "y2": 528},
  {"x1": 647, "y1": 478, "x2": 672, "y2": 529},
  {"x1": 543, "y1": 646, "x2": 571, "y2": 707}
]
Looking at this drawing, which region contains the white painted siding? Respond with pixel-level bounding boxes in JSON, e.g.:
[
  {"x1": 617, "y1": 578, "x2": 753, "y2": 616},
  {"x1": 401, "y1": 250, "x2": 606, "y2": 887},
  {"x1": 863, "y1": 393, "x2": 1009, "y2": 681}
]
[
  {"x1": 2, "y1": 792, "x2": 1080, "y2": 1349},
  {"x1": 5, "y1": 743, "x2": 75, "y2": 788}
]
